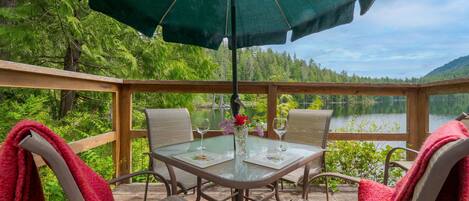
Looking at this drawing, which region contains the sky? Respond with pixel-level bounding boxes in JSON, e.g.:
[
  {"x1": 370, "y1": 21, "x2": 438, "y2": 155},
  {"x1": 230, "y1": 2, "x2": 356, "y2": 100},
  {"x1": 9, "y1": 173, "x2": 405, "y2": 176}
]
[{"x1": 265, "y1": 0, "x2": 469, "y2": 79}]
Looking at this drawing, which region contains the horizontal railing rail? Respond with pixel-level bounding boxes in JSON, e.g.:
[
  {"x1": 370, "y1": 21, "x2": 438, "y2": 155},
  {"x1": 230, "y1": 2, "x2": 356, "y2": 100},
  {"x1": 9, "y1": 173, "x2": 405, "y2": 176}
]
[
  {"x1": 33, "y1": 132, "x2": 116, "y2": 167},
  {"x1": 130, "y1": 129, "x2": 408, "y2": 141},
  {"x1": 2, "y1": 60, "x2": 469, "y2": 180},
  {"x1": 0, "y1": 60, "x2": 122, "y2": 92},
  {"x1": 0, "y1": 61, "x2": 123, "y2": 173}
]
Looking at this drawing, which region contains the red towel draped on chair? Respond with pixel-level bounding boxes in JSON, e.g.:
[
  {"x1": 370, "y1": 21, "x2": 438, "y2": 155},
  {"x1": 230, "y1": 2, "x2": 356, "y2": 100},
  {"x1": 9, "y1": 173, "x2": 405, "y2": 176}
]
[
  {"x1": 0, "y1": 120, "x2": 114, "y2": 201},
  {"x1": 358, "y1": 120, "x2": 469, "y2": 201}
]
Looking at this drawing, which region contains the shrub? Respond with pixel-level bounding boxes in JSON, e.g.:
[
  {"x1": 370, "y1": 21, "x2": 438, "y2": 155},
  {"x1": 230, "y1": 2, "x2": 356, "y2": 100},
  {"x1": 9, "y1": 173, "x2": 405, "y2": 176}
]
[
  {"x1": 322, "y1": 115, "x2": 405, "y2": 190},
  {"x1": 325, "y1": 141, "x2": 404, "y2": 190}
]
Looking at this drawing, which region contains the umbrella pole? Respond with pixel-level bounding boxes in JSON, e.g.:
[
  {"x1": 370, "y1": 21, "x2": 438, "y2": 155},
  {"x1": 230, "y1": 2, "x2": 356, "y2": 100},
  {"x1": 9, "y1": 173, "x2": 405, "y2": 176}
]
[
  {"x1": 229, "y1": 0, "x2": 239, "y2": 153},
  {"x1": 230, "y1": 0, "x2": 240, "y2": 117}
]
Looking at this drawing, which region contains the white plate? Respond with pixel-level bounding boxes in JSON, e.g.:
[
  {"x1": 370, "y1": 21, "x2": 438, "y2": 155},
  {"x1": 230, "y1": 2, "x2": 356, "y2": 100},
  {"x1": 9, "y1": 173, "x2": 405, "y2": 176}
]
[
  {"x1": 244, "y1": 153, "x2": 303, "y2": 169},
  {"x1": 173, "y1": 151, "x2": 234, "y2": 168}
]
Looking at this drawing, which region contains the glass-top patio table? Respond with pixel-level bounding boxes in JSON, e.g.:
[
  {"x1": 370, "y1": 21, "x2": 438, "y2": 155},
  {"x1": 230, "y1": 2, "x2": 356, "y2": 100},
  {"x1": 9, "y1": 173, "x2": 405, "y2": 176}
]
[{"x1": 152, "y1": 135, "x2": 324, "y2": 201}]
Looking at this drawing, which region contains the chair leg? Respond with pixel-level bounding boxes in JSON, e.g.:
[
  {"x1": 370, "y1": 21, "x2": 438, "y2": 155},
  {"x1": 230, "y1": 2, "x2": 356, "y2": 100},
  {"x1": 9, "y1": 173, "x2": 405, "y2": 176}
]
[
  {"x1": 274, "y1": 181, "x2": 281, "y2": 201},
  {"x1": 280, "y1": 180, "x2": 284, "y2": 190},
  {"x1": 245, "y1": 189, "x2": 249, "y2": 201},
  {"x1": 302, "y1": 163, "x2": 311, "y2": 200},
  {"x1": 144, "y1": 173, "x2": 150, "y2": 201},
  {"x1": 383, "y1": 162, "x2": 391, "y2": 185},
  {"x1": 196, "y1": 177, "x2": 202, "y2": 201}
]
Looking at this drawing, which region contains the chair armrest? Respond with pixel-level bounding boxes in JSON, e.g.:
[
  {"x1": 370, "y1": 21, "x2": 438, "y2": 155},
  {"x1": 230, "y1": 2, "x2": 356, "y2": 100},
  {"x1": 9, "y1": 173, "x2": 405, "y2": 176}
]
[
  {"x1": 385, "y1": 147, "x2": 418, "y2": 166},
  {"x1": 455, "y1": 112, "x2": 469, "y2": 121},
  {"x1": 309, "y1": 172, "x2": 361, "y2": 184},
  {"x1": 107, "y1": 170, "x2": 167, "y2": 185},
  {"x1": 107, "y1": 152, "x2": 157, "y2": 184},
  {"x1": 390, "y1": 147, "x2": 419, "y2": 155}
]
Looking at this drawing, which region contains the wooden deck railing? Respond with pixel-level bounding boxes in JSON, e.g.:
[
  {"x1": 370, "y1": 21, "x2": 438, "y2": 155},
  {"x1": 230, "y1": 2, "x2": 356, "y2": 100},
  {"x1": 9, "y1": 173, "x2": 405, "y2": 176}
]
[{"x1": 1, "y1": 60, "x2": 468, "y2": 180}]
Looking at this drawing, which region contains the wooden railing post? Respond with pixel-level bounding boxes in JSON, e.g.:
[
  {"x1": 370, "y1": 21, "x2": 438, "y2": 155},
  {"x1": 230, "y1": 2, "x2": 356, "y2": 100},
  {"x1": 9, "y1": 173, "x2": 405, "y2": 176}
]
[
  {"x1": 116, "y1": 85, "x2": 132, "y2": 182},
  {"x1": 416, "y1": 90, "x2": 429, "y2": 147},
  {"x1": 267, "y1": 85, "x2": 278, "y2": 139},
  {"x1": 111, "y1": 91, "x2": 120, "y2": 177},
  {"x1": 406, "y1": 89, "x2": 429, "y2": 159},
  {"x1": 407, "y1": 90, "x2": 418, "y2": 159}
]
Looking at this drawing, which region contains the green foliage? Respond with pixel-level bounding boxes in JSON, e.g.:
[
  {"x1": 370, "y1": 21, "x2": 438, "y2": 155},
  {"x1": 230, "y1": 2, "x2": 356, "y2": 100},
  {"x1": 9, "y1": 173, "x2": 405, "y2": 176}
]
[
  {"x1": 325, "y1": 141, "x2": 404, "y2": 189},
  {"x1": 277, "y1": 95, "x2": 298, "y2": 118},
  {"x1": 323, "y1": 116, "x2": 404, "y2": 190},
  {"x1": 209, "y1": 46, "x2": 414, "y2": 84},
  {"x1": 308, "y1": 96, "x2": 323, "y2": 110},
  {"x1": 0, "y1": 89, "x2": 53, "y2": 141}
]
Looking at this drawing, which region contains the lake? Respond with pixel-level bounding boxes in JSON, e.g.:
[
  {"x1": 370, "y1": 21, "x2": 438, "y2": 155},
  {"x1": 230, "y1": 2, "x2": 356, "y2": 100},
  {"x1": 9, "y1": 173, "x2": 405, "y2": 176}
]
[
  {"x1": 194, "y1": 108, "x2": 454, "y2": 147},
  {"x1": 192, "y1": 95, "x2": 466, "y2": 148}
]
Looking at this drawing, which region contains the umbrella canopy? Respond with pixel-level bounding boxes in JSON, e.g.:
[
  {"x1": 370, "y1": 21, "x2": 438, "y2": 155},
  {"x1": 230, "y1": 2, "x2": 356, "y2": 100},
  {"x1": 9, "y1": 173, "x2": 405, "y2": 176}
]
[{"x1": 89, "y1": 0, "x2": 375, "y2": 115}]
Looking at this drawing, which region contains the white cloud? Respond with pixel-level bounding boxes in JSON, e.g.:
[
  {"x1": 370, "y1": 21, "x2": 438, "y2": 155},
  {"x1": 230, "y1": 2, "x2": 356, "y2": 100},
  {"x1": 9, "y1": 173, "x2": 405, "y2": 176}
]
[{"x1": 364, "y1": 0, "x2": 469, "y2": 29}]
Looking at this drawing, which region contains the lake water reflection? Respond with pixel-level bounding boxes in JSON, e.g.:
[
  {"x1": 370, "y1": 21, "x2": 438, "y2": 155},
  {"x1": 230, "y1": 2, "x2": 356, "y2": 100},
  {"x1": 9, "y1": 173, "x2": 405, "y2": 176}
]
[{"x1": 192, "y1": 109, "x2": 455, "y2": 148}]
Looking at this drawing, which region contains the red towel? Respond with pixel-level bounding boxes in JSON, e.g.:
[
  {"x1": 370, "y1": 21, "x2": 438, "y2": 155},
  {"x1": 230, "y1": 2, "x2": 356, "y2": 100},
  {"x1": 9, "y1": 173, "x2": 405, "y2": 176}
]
[
  {"x1": 358, "y1": 120, "x2": 469, "y2": 201},
  {"x1": 0, "y1": 120, "x2": 114, "y2": 201}
]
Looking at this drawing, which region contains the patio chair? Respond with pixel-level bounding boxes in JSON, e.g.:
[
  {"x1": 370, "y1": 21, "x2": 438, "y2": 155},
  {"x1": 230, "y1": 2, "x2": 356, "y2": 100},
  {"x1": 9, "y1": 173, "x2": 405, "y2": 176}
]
[
  {"x1": 308, "y1": 137, "x2": 469, "y2": 201},
  {"x1": 19, "y1": 130, "x2": 185, "y2": 201},
  {"x1": 144, "y1": 108, "x2": 201, "y2": 195},
  {"x1": 280, "y1": 109, "x2": 333, "y2": 197},
  {"x1": 383, "y1": 112, "x2": 469, "y2": 185}
]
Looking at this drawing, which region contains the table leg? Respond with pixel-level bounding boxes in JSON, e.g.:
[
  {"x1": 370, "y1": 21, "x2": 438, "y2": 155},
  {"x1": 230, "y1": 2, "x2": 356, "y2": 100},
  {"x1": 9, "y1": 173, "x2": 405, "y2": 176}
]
[
  {"x1": 302, "y1": 163, "x2": 311, "y2": 199},
  {"x1": 234, "y1": 189, "x2": 244, "y2": 201},
  {"x1": 165, "y1": 163, "x2": 178, "y2": 195}
]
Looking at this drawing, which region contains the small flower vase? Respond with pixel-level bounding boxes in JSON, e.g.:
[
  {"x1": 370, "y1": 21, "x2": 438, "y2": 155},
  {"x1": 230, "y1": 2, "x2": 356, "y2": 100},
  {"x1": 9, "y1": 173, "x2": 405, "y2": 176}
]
[{"x1": 234, "y1": 125, "x2": 248, "y2": 156}]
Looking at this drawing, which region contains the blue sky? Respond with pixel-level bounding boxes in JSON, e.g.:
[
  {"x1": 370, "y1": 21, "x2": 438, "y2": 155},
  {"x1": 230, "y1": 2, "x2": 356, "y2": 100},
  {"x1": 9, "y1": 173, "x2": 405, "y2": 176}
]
[{"x1": 266, "y1": 0, "x2": 469, "y2": 78}]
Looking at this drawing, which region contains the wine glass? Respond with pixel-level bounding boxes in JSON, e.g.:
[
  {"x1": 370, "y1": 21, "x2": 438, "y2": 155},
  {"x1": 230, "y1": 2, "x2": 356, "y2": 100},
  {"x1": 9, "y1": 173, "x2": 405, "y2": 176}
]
[
  {"x1": 273, "y1": 118, "x2": 287, "y2": 152},
  {"x1": 196, "y1": 118, "x2": 210, "y2": 151}
]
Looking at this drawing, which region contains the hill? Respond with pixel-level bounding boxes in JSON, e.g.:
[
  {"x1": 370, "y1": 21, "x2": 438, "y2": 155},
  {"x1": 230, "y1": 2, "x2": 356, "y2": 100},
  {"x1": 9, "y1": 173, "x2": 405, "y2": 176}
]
[{"x1": 423, "y1": 55, "x2": 469, "y2": 82}]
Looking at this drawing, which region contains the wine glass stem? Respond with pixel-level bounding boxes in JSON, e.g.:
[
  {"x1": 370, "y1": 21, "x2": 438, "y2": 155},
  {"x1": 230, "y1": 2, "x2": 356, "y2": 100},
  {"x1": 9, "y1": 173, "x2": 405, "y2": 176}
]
[{"x1": 201, "y1": 134, "x2": 204, "y2": 148}]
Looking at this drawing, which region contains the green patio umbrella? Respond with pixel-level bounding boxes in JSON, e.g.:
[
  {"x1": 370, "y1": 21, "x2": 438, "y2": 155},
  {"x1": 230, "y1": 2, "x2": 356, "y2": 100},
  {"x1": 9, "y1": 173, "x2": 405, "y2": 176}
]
[{"x1": 89, "y1": 0, "x2": 375, "y2": 116}]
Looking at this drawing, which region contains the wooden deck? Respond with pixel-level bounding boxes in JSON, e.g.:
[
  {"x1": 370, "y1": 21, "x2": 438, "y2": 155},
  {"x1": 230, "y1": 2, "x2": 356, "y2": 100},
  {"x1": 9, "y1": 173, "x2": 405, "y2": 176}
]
[{"x1": 112, "y1": 184, "x2": 358, "y2": 201}]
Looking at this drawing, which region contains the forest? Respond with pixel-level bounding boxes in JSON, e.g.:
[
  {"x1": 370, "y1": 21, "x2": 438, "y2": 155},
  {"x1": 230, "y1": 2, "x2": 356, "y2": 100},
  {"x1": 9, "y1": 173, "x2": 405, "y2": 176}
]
[{"x1": 0, "y1": 0, "x2": 467, "y2": 200}]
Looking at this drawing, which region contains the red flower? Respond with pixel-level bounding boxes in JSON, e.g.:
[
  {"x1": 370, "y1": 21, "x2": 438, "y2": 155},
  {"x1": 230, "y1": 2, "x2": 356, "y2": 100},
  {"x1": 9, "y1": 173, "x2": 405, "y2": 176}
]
[{"x1": 234, "y1": 114, "x2": 248, "y2": 126}]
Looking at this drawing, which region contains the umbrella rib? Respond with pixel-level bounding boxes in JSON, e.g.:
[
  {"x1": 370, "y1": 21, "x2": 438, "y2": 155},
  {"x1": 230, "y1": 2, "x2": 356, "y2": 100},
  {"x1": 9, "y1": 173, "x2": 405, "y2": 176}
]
[
  {"x1": 225, "y1": 0, "x2": 230, "y2": 36},
  {"x1": 159, "y1": 0, "x2": 177, "y2": 25},
  {"x1": 274, "y1": 0, "x2": 292, "y2": 29}
]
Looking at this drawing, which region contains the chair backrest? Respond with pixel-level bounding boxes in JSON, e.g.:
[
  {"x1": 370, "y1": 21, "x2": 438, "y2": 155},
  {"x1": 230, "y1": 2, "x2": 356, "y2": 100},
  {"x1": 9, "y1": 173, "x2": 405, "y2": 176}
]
[
  {"x1": 284, "y1": 109, "x2": 333, "y2": 149},
  {"x1": 144, "y1": 108, "x2": 193, "y2": 169},
  {"x1": 461, "y1": 119, "x2": 469, "y2": 128},
  {"x1": 411, "y1": 138, "x2": 469, "y2": 201},
  {"x1": 19, "y1": 130, "x2": 84, "y2": 201},
  {"x1": 455, "y1": 112, "x2": 469, "y2": 127}
]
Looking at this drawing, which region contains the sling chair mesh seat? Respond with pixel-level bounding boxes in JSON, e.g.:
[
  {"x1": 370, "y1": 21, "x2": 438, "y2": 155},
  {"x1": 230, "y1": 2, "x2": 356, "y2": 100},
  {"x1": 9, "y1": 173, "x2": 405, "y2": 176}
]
[
  {"x1": 280, "y1": 109, "x2": 333, "y2": 198},
  {"x1": 144, "y1": 108, "x2": 202, "y2": 196}
]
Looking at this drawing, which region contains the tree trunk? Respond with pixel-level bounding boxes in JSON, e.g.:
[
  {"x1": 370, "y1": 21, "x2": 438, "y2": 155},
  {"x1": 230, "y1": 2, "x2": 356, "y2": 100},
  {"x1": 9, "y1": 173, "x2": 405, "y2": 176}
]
[
  {"x1": 59, "y1": 40, "x2": 81, "y2": 118},
  {"x1": 0, "y1": 0, "x2": 15, "y2": 6}
]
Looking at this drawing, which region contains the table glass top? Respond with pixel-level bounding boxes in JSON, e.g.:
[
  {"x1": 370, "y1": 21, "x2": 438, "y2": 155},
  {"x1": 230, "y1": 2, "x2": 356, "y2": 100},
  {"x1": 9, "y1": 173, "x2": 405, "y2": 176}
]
[{"x1": 154, "y1": 135, "x2": 323, "y2": 183}]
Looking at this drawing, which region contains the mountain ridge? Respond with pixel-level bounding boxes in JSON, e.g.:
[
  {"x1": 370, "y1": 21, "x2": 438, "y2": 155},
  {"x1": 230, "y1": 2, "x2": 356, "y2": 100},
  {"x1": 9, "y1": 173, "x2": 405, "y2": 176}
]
[{"x1": 423, "y1": 55, "x2": 469, "y2": 82}]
